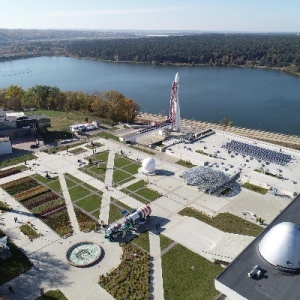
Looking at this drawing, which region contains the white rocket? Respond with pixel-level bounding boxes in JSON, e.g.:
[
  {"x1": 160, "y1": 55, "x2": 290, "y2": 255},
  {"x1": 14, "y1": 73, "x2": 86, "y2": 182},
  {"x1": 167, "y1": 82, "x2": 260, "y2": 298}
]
[{"x1": 173, "y1": 72, "x2": 181, "y2": 131}]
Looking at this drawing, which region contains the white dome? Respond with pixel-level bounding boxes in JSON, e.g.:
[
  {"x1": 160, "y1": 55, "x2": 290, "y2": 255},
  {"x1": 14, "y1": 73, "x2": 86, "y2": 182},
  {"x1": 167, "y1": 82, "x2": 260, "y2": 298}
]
[
  {"x1": 142, "y1": 158, "x2": 156, "y2": 174},
  {"x1": 259, "y1": 222, "x2": 300, "y2": 270}
]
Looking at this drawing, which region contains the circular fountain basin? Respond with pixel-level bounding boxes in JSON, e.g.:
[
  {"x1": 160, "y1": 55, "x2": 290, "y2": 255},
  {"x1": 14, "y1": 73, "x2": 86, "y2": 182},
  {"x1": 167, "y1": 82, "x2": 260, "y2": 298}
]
[{"x1": 66, "y1": 242, "x2": 102, "y2": 267}]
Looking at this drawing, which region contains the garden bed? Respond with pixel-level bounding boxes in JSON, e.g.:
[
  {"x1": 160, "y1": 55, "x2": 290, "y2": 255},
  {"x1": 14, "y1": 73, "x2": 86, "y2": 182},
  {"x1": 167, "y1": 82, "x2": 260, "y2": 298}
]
[
  {"x1": 99, "y1": 243, "x2": 150, "y2": 300},
  {"x1": 20, "y1": 223, "x2": 40, "y2": 240},
  {"x1": 242, "y1": 182, "x2": 268, "y2": 195}
]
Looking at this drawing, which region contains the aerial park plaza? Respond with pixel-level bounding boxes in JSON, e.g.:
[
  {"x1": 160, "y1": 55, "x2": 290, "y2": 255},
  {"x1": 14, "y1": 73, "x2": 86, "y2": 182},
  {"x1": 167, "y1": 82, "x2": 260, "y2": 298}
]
[{"x1": 1, "y1": 73, "x2": 300, "y2": 299}]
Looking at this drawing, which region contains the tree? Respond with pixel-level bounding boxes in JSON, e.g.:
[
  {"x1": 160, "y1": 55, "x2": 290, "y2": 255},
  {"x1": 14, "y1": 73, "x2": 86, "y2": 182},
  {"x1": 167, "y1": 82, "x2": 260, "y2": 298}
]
[{"x1": 5, "y1": 85, "x2": 25, "y2": 110}]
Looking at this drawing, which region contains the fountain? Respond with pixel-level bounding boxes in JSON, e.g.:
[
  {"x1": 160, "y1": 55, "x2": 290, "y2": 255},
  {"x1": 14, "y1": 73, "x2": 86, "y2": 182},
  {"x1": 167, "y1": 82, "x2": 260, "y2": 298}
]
[{"x1": 66, "y1": 242, "x2": 102, "y2": 267}]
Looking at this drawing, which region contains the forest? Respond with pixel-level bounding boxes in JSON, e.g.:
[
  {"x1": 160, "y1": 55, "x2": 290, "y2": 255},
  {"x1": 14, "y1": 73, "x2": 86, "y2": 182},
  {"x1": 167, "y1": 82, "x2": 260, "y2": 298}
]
[
  {"x1": 2, "y1": 33, "x2": 300, "y2": 75},
  {"x1": 0, "y1": 85, "x2": 140, "y2": 123}
]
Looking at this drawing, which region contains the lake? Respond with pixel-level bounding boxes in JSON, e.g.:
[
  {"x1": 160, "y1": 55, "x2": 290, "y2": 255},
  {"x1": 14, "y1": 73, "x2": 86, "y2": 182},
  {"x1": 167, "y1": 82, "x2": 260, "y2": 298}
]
[{"x1": 0, "y1": 56, "x2": 300, "y2": 136}]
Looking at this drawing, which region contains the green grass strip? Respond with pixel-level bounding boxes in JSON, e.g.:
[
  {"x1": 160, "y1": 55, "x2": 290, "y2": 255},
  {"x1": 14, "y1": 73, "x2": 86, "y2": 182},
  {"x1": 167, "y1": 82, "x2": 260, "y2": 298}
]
[{"x1": 179, "y1": 208, "x2": 263, "y2": 237}]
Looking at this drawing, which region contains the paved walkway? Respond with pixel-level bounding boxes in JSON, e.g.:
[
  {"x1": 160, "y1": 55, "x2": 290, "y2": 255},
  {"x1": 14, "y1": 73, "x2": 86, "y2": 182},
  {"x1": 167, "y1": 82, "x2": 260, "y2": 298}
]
[
  {"x1": 149, "y1": 232, "x2": 164, "y2": 300},
  {"x1": 59, "y1": 173, "x2": 80, "y2": 234},
  {"x1": 98, "y1": 151, "x2": 115, "y2": 224}
]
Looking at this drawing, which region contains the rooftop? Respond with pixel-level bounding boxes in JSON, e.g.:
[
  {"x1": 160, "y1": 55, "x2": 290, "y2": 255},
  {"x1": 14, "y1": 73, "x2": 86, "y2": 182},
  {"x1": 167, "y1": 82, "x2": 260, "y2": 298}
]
[{"x1": 215, "y1": 195, "x2": 300, "y2": 300}]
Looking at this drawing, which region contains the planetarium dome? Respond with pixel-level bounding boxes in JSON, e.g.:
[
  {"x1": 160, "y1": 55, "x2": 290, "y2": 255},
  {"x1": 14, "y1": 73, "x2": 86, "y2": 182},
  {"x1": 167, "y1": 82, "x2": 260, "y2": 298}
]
[
  {"x1": 142, "y1": 158, "x2": 156, "y2": 174},
  {"x1": 258, "y1": 222, "x2": 300, "y2": 271}
]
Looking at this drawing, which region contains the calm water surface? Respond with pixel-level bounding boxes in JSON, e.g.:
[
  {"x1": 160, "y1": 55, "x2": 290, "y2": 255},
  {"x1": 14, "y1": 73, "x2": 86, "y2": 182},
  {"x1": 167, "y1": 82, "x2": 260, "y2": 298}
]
[{"x1": 0, "y1": 56, "x2": 300, "y2": 135}]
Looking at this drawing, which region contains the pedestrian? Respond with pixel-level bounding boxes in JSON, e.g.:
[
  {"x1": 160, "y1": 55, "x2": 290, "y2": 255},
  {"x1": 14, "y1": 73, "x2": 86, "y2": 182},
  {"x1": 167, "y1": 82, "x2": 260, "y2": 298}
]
[
  {"x1": 8, "y1": 286, "x2": 14, "y2": 293},
  {"x1": 14, "y1": 217, "x2": 17, "y2": 223}
]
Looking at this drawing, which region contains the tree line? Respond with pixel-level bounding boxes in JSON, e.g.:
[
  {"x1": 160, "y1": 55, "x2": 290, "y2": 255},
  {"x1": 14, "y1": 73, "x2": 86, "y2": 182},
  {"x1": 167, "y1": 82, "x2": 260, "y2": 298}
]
[
  {"x1": 0, "y1": 85, "x2": 140, "y2": 123},
  {"x1": 2, "y1": 34, "x2": 300, "y2": 75}
]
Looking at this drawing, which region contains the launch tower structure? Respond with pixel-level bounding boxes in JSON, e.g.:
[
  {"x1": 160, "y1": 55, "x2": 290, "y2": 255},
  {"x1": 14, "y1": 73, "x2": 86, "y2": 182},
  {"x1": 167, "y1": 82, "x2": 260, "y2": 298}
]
[{"x1": 168, "y1": 72, "x2": 181, "y2": 131}]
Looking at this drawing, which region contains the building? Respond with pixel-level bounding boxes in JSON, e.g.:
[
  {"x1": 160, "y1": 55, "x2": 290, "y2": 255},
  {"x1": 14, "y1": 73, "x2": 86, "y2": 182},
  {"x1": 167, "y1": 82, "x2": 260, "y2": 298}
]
[
  {"x1": 0, "y1": 110, "x2": 51, "y2": 129},
  {"x1": 0, "y1": 136, "x2": 12, "y2": 155},
  {"x1": 215, "y1": 195, "x2": 300, "y2": 300}
]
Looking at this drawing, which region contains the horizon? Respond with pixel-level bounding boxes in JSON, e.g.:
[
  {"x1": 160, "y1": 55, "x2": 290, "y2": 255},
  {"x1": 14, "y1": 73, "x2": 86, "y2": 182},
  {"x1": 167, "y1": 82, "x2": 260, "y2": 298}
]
[{"x1": 1, "y1": 1, "x2": 299, "y2": 33}]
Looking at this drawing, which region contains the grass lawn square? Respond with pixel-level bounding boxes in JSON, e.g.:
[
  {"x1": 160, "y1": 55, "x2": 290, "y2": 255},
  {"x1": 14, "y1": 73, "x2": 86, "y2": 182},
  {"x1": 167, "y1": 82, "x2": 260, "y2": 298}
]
[
  {"x1": 136, "y1": 187, "x2": 161, "y2": 201},
  {"x1": 114, "y1": 156, "x2": 131, "y2": 168},
  {"x1": 160, "y1": 235, "x2": 174, "y2": 252},
  {"x1": 124, "y1": 180, "x2": 146, "y2": 192},
  {"x1": 113, "y1": 170, "x2": 134, "y2": 184},
  {"x1": 47, "y1": 180, "x2": 62, "y2": 193},
  {"x1": 76, "y1": 194, "x2": 102, "y2": 212},
  {"x1": 92, "y1": 210, "x2": 100, "y2": 218},
  {"x1": 122, "y1": 163, "x2": 140, "y2": 174},
  {"x1": 69, "y1": 186, "x2": 91, "y2": 201},
  {"x1": 88, "y1": 165, "x2": 107, "y2": 175},
  {"x1": 162, "y1": 244, "x2": 223, "y2": 300},
  {"x1": 93, "y1": 151, "x2": 109, "y2": 162},
  {"x1": 133, "y1": 231, "x2": 150, "y2": 252},
  {"x1": 65, "y1": 177, "x2": 77, "y2": 188},
  {"x1": 108, "y1": 203, "x2": 124, "y2": 224}
]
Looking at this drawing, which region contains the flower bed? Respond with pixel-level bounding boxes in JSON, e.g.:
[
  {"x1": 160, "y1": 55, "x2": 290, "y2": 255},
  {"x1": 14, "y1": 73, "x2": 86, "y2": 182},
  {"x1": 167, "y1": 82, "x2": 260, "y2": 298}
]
[
  {"x1": 14, "y1": 185, "x2": 49, "y2": 202},
  {"x1": 99, "y1": 243, "x2": 150, "y2": 300},
  {"x1": 0, "y1": 167, "x2": 22, "y2": 179},
  {"x1": 23, "y1": 192, "x2": 60, "y2": 209},
  {"x1": 74, "y1": 208, "x2": 98, "y2": 232},
  {"x1": 2, "y1": 176, "x2": 72, "y2": 236},
  {"x1": 1, "y1": 177, "x2": 39, "y2": 195},
  {"x1": 42, "y1": 208, "x2": 73, "y2": 236},
  {"x1": 31, "y1": 198, "x2": 65, "y2": 215}
]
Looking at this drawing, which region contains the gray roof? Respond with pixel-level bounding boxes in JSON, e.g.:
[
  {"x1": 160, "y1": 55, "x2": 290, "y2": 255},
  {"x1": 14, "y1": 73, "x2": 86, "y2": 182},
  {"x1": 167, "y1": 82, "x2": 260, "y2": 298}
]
[{"x1": 216, "y1": 195, "x2": 300, "y2": 300}]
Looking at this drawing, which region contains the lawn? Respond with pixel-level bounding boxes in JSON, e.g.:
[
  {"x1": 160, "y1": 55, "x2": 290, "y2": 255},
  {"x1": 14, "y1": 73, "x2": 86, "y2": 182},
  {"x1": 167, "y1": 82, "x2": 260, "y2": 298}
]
[
  {"x1": 68, "y1": 186, "x2": 91, "y2": 201},
  {"x1": 160, "y1": 235, "x2": 174, "y2": 252},
  {"x1": 123, "y1": 180, "x2": 146, "y2": 192},
  {"x1": 97, "y1": 131, "x2": 119, "y2": 141},
  {"x1": 122, "y1": 163, "x2": 140, "y2": 174},
  {"x1": 112, "y1": 170, "x2": 134, "y2": 185},
  {"x1": 108, "y1": 203, "x2": 124, "y2": 224},
  {"x1": 136, "y1": 188, "x2": 161, "y2": 201},
  {"x1": 242, "y1": 182, "x2": 268, "y2": 194},
  {"x1": 76, "y1": 194, "x2": 102, "y2": 212},
  {"x1": 175, "y1": 160, "x2": 196, "y2": 168},
  {"x1": 0, "y1": 230, "x2": 33, "y2": 285},
  {"x1": 0, "y1": 154, "x2": 36, "y2": 168},
  {"x1": 114, "y1": 156, "x2": 131, "y2": 168},
  {"x1": 179, "y1": 208, "x2": 263, "y2": 237},
  {"x1": 133, "y1": 231, "x2": 150, "y2": 252},
  {"x1": 47, "y1": 180, "x2": 62, "y2": 193},
  {"x1": 162, "y1": 244, "x2": 223, "y2": 300},
  {"x1": 92, "y1": 210, "x2": 100, "y2": 219}
]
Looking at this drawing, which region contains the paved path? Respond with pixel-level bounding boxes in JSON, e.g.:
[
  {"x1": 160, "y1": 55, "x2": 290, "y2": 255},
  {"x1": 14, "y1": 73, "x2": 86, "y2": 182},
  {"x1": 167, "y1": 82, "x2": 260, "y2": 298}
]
[
  {"x1": 59, "y1": 174, "x2": 80, "y2": 234},
  {"x1": 98, "y1": 151, "x2": 115, "y2": 224},
  {"x1": 149, "y1": 232, "x2": 164, "y2": 300}
]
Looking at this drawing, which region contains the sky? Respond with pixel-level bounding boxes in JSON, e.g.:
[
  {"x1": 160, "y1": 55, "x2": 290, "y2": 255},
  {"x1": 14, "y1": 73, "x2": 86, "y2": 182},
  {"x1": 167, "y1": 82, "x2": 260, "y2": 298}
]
[{"x1": 1, "y1": 0, "x2": 299, "y2": 33}]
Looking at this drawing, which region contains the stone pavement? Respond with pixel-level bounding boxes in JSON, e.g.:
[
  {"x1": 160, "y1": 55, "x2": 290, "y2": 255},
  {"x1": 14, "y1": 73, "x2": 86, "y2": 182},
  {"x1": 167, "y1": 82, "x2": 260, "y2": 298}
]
[
  {"x1": 149, "y1": 231, "x2": 164, "y2": 300},
  {"x1": 59, "y1": 174, "x2": 80, "y2": 234}
]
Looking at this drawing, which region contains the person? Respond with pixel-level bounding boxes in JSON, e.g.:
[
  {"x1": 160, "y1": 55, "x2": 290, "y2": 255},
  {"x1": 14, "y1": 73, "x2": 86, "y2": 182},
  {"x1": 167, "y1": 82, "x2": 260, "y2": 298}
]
[
  {"x1": 14, "y1": 217, "x2": 17, "y2": 223},
  {"x1": 9, "y1": 286, "x2": 14, "y2": 293}
]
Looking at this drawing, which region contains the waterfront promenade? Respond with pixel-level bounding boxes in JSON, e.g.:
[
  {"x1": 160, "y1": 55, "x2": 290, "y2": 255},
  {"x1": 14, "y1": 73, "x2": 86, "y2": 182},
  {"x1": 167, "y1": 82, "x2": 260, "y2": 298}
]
[{"x1": 137, "y1": 113, "x2": 300, "y2": 148}]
